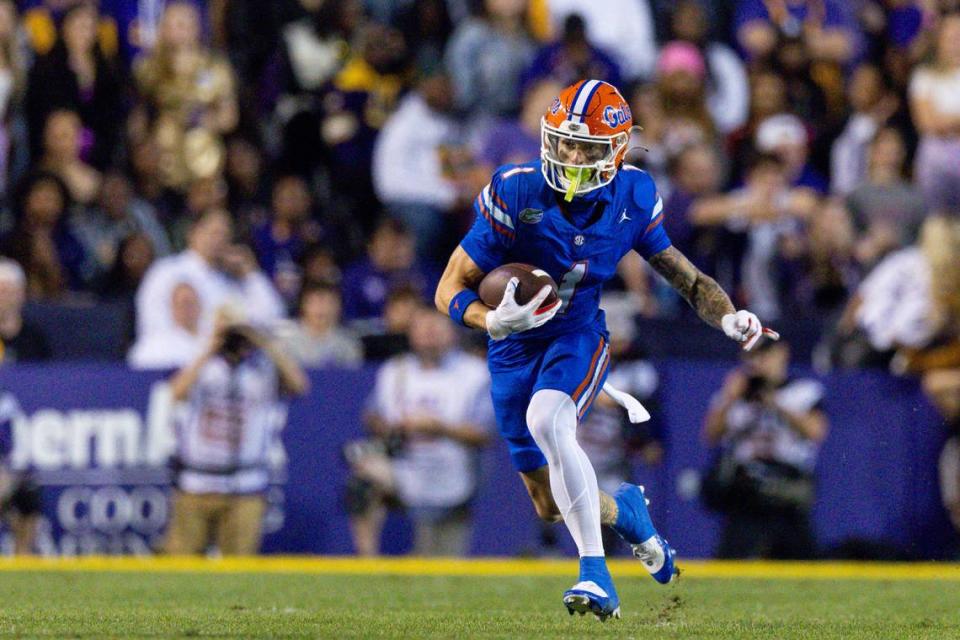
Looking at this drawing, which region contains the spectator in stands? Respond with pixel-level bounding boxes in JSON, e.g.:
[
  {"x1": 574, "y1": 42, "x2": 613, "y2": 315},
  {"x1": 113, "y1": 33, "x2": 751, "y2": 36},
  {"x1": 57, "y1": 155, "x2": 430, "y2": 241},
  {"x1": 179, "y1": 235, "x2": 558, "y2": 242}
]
[
  {"x1": 372, "y1": 73, "x2": 468, "y2": 258},
  {"x1": 522, "y1": 14, "x2": 622, "y2": 92},
  {"x1": 475, "y1": 78, "x2": 562, "y2": 171},
  {"x1": 691, "y1": 153, "x2": 818, "y2": 317},
  {"x1": 654, "y1": 41, "x2": 718, "y2": 149},
  {"x1": 626, "y1": 83, "x2": 671, "y2": 192},
  {"x1": 702, "y1": 339, "x2": 828, "y2": 559},
  {"x1": 780, "y1": 196, "x2": 857, "y2": 316},
  {"x1": 345, "y1": 307, "x2": 491, "y2": 556},
  {"x1": 296, "y1": 20, "x2": 407, "y2": 235},
  {"x1": 167, "y1": 175, "x2": 230, "y2": 252},
  {"x1": 847, "y1": 127, "x2": 927, "y2": 269},
  {"x1": 444, "y1": 0, "x2": 535, "y2": 117},
  {"x1": 837, "y1": 216, "x2": 960, "y2": 369},
  {"x1": 0, "y1": 0, "x2": 29, "y2": 200},
  {"x1": 299, "y1": 243, "x2": 341, "y2": 288},
  {"x1": 909, "y1": 12, "x2": 960, "y2": 213},
  {"x1": 135, "y1": 208, "x2": 285, "y2": 343},
  {"x1": 755, "y1": 113, "x2": 828, "y2": 193},
  {"x1": 361, "y1": 285, "x2": 422, "y2": 361},
  {"x1": 71, "y1": 170, "x2": 170, "y2": 278},
  {"x1": 735, "y1": 0, "x2": 857, "y2": 65},
  {"x1": 831, "y1": 64, "x2": 902, "y2": 197},
  {"x1": 25, "y1": 1, "x2": 123, "y2": 170},
  {"x1": 127, "y1": 138, "x2": 171, "y2": 217},
  {"x1": 668, "y1": 0, "x2": 749, "y2": 135},
  {"x1": 663, "y1": 143, "x2": 725, "y2": 274},
  {"x1": 545, "y1": 0, "x2": 657, "y2": 82},
  {"x1": 95, "y1": 232, "x2": 155, "y2": 303},
  {"x1": 394, "y1": 0, "x2": 453, "y2": 75},
  {"x1": 0, "y1": 258, "x2": 49, "y2": 362},
  {"x1": 224, "y1": 137, "x2": 269, "y2": 228},
  {"x1": 1, "y1": 171, "x2": 88, "y2": 298},
  {"x1": 727, "y1": 68, "x2": 790, "y2": 180},
  {"x1": 128, "y1": 281, "x2": 202, "y2": 369},
  {"x1": 277, "y1": 283, "x2": 362, "y2": 368},
  {"x1": 164, "y1": 314, "x2": 308, "y2": 555},
  {"x1": 134, "y1": 0, "x2": 239, "y2": 192},
  {"x1": 37, "y1": 109, "x2": 101, "y2": 206},
  {"x1": 277, "y1": 0, "x2": 353, "y2": 96},
  {"x1": 251, "y1": 175, "x2": 323, "y2": 304},
  {"x1": 340, "y1": 218, "x2": 437, "y2": 324}
]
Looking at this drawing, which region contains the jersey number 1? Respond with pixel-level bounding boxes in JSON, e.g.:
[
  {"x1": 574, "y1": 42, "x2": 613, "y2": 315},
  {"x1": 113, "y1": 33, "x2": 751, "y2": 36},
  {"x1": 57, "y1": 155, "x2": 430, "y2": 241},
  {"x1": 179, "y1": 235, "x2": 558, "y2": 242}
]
[{"x1": 558, "y1": 261, "x2": 588, "y2": 313}]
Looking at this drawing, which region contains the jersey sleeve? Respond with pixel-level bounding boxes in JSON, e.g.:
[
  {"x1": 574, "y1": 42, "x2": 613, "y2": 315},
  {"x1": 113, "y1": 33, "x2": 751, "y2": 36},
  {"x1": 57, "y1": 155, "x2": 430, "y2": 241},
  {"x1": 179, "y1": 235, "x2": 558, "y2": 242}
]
[
  {"x1": 458, "y1": 167, "x2": 519, "y2": 273},
  {"x1": 630, "y1": 174, "x2": 672, "y2": 259}
]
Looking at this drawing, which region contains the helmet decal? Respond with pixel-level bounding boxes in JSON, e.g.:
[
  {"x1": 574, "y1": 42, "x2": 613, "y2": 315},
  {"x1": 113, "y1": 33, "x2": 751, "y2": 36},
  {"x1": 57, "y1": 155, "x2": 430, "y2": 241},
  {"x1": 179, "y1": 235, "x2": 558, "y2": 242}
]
[{"x1": 540, "y1": 79, "x2": 634, "y2": 198}]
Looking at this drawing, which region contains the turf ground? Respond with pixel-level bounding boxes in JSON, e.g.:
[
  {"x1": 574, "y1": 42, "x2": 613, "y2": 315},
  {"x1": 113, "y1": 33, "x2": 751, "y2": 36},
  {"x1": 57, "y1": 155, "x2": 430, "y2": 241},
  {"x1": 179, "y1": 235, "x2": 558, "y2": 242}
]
[{"x1": 0, "y1": 557, "x2": 958, "y2": 639}]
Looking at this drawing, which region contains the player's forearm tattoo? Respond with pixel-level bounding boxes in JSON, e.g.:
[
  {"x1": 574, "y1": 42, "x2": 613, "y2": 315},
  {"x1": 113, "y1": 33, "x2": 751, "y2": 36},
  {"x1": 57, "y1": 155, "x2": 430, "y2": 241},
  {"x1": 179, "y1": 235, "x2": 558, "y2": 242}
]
[
  {"x1": 599, "y1": 492, "x2": 619, "y2": 526},
  {"x1": 649, "y1": 246, "x2": 735, "y2": 329}
]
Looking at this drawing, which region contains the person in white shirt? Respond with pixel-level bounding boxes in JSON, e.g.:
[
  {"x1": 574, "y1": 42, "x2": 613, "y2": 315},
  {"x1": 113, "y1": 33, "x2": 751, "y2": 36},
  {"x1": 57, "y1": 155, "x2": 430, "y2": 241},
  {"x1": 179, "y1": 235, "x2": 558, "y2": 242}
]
[
  {"x1": 127, "y1": 281, "x2": 205, "y2": 369},
  {"x1": 276, "y1": 283, "x2": 363, "y2": 368},
  {"x1": 909, "y1": 14, "x2": 960, "y2": 212},
  {"x1": 345, "y1": 307, "x2": 492, "y2": 556},
  {"x1": 134, "y1": 208, "x2": 285, "y2": 343},
  {"x1": 163, "y1": 316, "x2": 309, "y2": 555},
  {"x1": 372, "y1": 74, "x2": 464, "y2": 258}
]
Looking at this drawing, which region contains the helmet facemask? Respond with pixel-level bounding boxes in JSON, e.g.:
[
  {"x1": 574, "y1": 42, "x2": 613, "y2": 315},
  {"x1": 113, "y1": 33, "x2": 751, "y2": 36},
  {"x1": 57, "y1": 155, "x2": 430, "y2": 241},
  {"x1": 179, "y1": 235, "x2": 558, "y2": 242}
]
[{"x1": 541, "y1": 118, "x2": 629, "y2": 201}]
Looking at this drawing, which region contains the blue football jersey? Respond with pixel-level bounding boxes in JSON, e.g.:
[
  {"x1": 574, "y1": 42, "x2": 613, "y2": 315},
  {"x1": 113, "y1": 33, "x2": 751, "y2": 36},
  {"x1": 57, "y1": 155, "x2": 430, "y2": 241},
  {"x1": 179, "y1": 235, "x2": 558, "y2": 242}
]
[{"x1": 460, "y1": 159, "x2": 671, "y2": 342}]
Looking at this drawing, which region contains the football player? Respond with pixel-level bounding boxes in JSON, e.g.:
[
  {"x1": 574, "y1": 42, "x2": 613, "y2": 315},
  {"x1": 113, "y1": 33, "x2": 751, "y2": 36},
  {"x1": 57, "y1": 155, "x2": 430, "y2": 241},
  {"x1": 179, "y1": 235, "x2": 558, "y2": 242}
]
[{"x1": 435, "y1": 79, "x2": 776, "y2": 620}]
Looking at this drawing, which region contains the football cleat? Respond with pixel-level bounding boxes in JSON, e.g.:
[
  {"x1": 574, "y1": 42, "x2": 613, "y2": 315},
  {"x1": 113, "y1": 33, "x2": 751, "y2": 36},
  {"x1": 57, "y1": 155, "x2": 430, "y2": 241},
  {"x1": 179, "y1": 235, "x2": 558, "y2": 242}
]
[
  {"x1": 563, "y1": 581, "x2": 621, "y2": 622},
  {"x1": 631, "y1": 534, "x2": 679, "y2": 585},
  {"x1": 564, "y1": 556, "x2": 620, "y2": 621},
  {"x1": 611, "y1": 483, "x2": 679, "y2": 584}
]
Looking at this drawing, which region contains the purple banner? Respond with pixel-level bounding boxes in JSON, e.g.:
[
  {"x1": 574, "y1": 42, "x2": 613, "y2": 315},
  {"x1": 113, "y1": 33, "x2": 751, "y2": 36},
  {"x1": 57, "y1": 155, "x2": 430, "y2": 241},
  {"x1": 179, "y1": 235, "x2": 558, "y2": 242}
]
[{"x1": 0, "y1": 363, "x2": 953, "y2": 558}]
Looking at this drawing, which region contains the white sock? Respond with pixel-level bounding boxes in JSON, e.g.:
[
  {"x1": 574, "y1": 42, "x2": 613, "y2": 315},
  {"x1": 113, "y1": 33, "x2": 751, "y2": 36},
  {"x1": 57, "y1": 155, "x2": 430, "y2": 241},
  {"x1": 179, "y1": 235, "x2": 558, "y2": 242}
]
[{"x1": 527, "y1": 389, "x2": 604, "y2": 557}]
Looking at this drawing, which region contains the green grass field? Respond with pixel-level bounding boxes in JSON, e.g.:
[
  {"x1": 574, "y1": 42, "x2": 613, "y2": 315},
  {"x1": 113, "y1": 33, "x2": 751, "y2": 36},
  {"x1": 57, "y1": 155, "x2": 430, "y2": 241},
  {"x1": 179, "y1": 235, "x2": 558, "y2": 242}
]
[{"x1": 0, "y1": 559, "x2": 958, "y2": 639}]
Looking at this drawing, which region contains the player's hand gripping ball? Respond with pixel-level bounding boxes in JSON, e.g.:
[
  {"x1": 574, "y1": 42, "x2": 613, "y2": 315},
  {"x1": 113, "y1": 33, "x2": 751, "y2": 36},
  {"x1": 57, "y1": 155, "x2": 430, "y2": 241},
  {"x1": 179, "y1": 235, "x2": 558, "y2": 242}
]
[{"x1": 479, "y1": 263, "x2": 560, "y2": 340}]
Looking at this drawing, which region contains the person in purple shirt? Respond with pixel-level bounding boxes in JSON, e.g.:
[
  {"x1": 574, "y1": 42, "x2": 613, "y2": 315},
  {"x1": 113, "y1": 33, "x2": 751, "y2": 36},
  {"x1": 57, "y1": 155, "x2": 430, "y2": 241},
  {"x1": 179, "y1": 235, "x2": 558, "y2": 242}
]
[
  {"x1": 251, "y1": 175, "x2": 323, "y2": 304},
  {"x1": 735, "y1": 0, "x2": 858, "y2": 65},
  {"x1": 340, "y1": 218, "x2": 438, "y2": 323},
  {"x1": 476, "y1": 79, "x2": 562, "y2": 172},
  {"x1": 521, "y1": 14, "x2": 621, "y2": 94}
]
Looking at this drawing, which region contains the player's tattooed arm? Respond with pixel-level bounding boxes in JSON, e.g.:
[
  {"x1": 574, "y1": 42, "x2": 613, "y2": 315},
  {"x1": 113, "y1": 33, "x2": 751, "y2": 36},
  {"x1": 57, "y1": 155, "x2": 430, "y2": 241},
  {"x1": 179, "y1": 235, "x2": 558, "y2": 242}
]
[{"x1": 648, "y1": 246, "x2": 735, "y2": 329}]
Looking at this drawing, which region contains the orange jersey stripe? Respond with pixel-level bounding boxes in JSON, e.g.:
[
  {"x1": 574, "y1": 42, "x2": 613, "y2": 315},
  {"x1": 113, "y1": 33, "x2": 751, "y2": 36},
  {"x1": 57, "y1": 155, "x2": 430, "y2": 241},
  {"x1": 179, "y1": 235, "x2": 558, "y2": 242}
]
[{"x1": 572, "y1": 337, "x2": 605, "y2": 403}]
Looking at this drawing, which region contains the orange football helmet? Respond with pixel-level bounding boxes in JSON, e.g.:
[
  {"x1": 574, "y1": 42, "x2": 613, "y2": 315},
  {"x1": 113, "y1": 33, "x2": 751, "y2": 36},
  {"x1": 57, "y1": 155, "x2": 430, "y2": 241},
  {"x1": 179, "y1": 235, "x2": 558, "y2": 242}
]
[{"x1": 541, "y1": 79, "x2": 633, "y2": 198}]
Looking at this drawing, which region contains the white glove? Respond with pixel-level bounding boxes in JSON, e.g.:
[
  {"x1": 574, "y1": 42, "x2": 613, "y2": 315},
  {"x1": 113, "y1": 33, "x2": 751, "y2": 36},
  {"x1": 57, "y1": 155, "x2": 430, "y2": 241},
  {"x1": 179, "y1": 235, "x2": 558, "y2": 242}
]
[
  {"x1": 721, "y1": 310, "x2": 780, "y2": 351},
  {"x1": 485, "y1": 277, "x2": 560, "y2": 341}
]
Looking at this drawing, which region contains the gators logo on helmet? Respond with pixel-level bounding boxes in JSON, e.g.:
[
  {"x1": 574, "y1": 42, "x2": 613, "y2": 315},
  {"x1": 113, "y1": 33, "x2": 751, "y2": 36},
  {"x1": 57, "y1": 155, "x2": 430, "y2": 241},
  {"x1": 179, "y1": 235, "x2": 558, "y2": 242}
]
[{"x1": 541, "y1": 79, "x2": 633, "y2": 200}]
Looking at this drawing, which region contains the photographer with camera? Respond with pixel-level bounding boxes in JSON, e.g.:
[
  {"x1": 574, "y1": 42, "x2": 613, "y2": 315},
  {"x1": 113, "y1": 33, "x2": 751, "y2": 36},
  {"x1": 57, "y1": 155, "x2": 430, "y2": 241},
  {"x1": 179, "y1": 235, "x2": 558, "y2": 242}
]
[
  {"x1": 163, "y1": 311, "x2": 308, "y2": 556},
  {"x1": 702, "y1": 339, "x2": 828, "y2": 559}
]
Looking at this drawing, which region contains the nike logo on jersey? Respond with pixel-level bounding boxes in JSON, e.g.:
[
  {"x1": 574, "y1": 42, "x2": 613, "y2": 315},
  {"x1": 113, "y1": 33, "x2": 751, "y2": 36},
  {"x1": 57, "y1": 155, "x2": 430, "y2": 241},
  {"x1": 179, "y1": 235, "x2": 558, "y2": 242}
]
[{"x1": 618, "y1": 209, "x2": 631, "y2": 223}]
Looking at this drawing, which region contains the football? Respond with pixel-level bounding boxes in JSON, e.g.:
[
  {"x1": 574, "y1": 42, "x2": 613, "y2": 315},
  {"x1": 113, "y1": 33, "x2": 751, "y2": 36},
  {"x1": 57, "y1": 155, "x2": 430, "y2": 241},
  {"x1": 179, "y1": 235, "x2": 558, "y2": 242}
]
[{"x1": 478, "y1": 263, "x2": 560, "y2": 309}]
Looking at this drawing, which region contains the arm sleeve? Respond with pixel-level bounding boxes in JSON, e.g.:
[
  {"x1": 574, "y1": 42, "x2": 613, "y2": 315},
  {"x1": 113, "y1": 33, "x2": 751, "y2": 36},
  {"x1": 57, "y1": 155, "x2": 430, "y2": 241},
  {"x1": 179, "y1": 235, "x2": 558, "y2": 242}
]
[
  {"x1": 631, "y1": 177, "x2": 672, "y2": 259},
  {"x1": 458, "y1": 168, "x2": 518, "y2": 273}
]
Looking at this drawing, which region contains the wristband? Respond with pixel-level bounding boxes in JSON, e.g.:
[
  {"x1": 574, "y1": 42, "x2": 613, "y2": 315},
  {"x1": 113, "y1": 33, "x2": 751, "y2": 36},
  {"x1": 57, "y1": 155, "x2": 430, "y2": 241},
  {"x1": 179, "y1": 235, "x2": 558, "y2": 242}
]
[{"x1": 449, "y1": 289, "x2": 481, "y2": 327}]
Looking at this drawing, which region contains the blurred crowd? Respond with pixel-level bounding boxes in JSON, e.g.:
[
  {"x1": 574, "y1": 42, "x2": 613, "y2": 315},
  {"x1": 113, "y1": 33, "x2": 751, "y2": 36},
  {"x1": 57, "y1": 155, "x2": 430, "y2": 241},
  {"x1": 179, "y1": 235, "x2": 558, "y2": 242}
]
[
  {"x1": 1, "y1": 0, "x2": 960, "y2": 556},
  {"x1": 0, "y1": 0, "x2": 953, "y2": 375}
]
